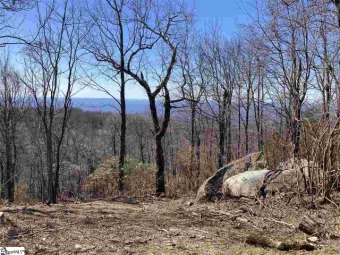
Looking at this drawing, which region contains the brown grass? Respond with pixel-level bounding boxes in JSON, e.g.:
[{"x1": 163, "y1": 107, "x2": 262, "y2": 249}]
[
  {"x1": 300, "y1": 119, "x2": 340, "y2": 201},
  {"x1": 14, "y1": 183, "x2": 38, "y2": 205},
  {"x1": 85, "y1": 157, "x2": 156, "y2": 197},
  {"x1": 262, "y1": 119, "x2": 340, "y2": 205},
  {"x1": 263, "y1": 131, "x2": 291, "y2": 169},
  {"x1": 166, "y1": 144, "x2": 216, "y2": 198},
  {"x1": 85, "y1": 144, "x2": 217, "y2": 198}
]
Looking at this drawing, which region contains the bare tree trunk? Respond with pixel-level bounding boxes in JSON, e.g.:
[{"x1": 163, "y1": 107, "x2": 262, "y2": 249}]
[
  {"x1": 113, "y1": 129, "x2": 117, "y2": 156},
  {"x1": 253, "y1": 70, "x2": 264, "y2": 152},
  {"x1": 155, "y1": 136, "x2": 165, "y2": 194},
  {"x1": 324, "y1": 71, "x2": 331, "y2": 121},
  {"x1": 5, "y1": 136, "x2": 14, "y2": 203},
  {"x1": 195, "y1": 118, "x2": 201, "y2": 186},
  {"x1": 118, "y1": 68, "x2": 126, "y2": 194},
  {"x1": 117, "y1": 1, "x2": 126, "y2": 194},
  {"x1": 140, "y1": 144, "x2": 145, "y2": 164},
  {"x1": 334, "y1": 0, "x2": 340, "y2": 27},
  {"x1": 245, "y1": 86, "x2": 251, "y2": 155},
  {"x1": 237, "y1": 84, "x2": 242, "y2": 158},
  {"x1": 86, "y1": 0, "x2": 128, "y2": 194},
  {"x1": 0, "y1": 162, "x2": 4, "y2": 199},
  {"x1": 217, "y1": 120, "x2": 225, "y2": 168},
  {"x1": 147, "y1": 93, "x2": 171, "y2": 195},
  {"x1": 226, "y1": 106, "x2": 232, "y2": 163},
  {"x1": 291, "y1": 99, "x2": 303, "y2": 157},
  {"x1": 46, "y1": 134, "x2": 56, "y2": 204},
  {"x1": 190, "y1": 103, "x2": 196, "y2": 171},
  {"x1": 259, "y1": 81, "x2": 264, "y2": 151},
  {"x1": 217, "y1": 91, "x2": 228, "y2": 168},
  {"x1": 337, "y1": 87, "x2": 340, "y2": 118}
]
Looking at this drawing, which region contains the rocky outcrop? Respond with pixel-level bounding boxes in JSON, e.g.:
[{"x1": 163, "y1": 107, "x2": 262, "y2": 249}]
[
  {"x1": 197, "y1": 154, "x2": 325, "y2": 201},
  {"x1": 223, "y1": 159, "x2": 313, "y2": 198},
  {"x1": 196, "y1": 152, "x2": 265, "y2": 201}
]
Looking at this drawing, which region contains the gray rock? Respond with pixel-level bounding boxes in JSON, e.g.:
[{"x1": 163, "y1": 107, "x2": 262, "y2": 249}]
[
  {"x1": 307, "y1": 236, "x2": 319, "y2": 243},
  {"x1": 236, "y1": 217, "x2": 249, "y2": 223},
  {"x1": 222, "y1": 170, "x2": 270, "y2": 197}
]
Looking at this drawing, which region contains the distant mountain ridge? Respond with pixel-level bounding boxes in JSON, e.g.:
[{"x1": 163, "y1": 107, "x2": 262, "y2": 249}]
[{"x1": 71, "y1": 98, "x2": 150, "y2": 113}]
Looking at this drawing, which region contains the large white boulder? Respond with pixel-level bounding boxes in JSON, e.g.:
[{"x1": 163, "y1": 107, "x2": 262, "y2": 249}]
[
  {"x1": 222, "y1": 170, "x2": 270, "y2": 197},
  {"x1": 196, "y1": 153, "x2": 265, "y2": 201}
]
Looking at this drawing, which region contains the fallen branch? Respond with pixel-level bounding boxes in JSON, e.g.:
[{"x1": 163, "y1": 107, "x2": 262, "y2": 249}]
[
  {"x1": 246, "y1": 233, "x2": 316, "y2": 251},
  {"x1": 1, "y1": 207, "x2": 49, "y2": 215},
  {"x1": 264, "y1": 217, "x2": 296, "y2": 229}
]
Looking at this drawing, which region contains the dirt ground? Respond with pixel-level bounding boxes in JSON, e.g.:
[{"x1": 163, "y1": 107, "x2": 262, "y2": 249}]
[{"x1": 0, "y1": 197, "x2": 339, "y2": 255}]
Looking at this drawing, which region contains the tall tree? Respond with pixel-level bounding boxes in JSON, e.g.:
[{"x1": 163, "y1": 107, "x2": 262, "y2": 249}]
[
  {"x1": 88, "y1": 0, "x2": 191, "y2": 195},
  {"x1": 86, "y1": 0, "x2": 134, "y2": 194},
  {"x1": 332, "y1": 0, "x2": 340, "y2": 118},
  {"x1": 312, "y1": 8, "x2": 337, "y2": 121},
  {"x1": 201, "y1": 26, "x2": 236, "y2": 167},
  {"x1": 253, "y1": 0, "x2": 314, "y2": 156},
  {"x1": 0, "y1": 54, "x2": 27, "y2": 202},
  {"x1": 22, "y1": 0, "x2": 86, "y2": 204},
  {"x1": 178, "y1": 26, "x2": 205, "y2": 187}
]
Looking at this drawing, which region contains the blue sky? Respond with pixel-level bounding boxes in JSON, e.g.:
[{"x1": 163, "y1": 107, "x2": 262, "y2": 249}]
[
  {"x1": 10, "y1": 0, "x2": 252, "y2": 99},
  {"x1": 190, "y1": 0, "x2": 250, "y2": 37},
  {"x1": 80, "y1": 0, "x2": 252, "y2": 99}
]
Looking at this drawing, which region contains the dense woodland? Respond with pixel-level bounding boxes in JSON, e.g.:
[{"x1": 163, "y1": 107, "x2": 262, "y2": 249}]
[{"x1": 0, "y1": 0, "x2": 340, "y2": 205}]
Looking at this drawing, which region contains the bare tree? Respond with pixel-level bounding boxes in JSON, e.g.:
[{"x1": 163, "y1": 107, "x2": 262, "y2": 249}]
[
  {"x1": 177, "y1": 26, "x2": 205, "y2": 187},
  {"x1": 237, "y1": 40, "x2": 256, "y2": 156},
  {"x1": 22, "y1": 0, "x2": 86, "y2": 204},
  {"x1": 332, "y1": 0, "x2": 340, "y2": 117},
  {"x1": 253, "y1": 0, "x2": 315, "y2": 156},
  {"x1": 0, "y1": 0, "x2": 33, "y2": 11},
  {"x1": 129, "y1": 114, "x2": 152, "y2": 164},
  {"x1": 85, "y1": 0, "x2": 138, "y2": 194},
  {"x1": 200, "y1": 26, "x2": 236, "y2": 167},
  {"x1": 0, "y1": 53, "x2": 27, "y2": 202},
  {"x1": 86, "y1": 0, "x2": 191, "y2": 195},
  {"x1": 312, "y1": 7, "x2": 338, "y2": 121},
  {"x1": 0, "y1": 0, "x2": 37, "y2": 46}
]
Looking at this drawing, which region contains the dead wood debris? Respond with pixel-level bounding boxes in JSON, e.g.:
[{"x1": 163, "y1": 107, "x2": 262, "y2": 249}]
[
  {"x1": 298, "y1": 215, "x2": 328, "y2": 237},
  {"x1": 246, "y1": 233, "x2": 316, "y2": 251},
  {"x1": 298, "y1": 215, "x2": 340, "y2": 239},
  {"x1": 1, "y1": 207, "x2": 49, "y2": 215}
]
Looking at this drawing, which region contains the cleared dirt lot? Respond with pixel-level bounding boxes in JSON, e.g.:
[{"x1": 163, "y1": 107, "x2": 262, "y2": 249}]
[{"x1": 0, "y1": 197, "x2": 339, "y2": 254}]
